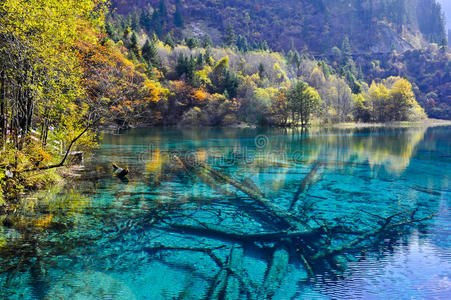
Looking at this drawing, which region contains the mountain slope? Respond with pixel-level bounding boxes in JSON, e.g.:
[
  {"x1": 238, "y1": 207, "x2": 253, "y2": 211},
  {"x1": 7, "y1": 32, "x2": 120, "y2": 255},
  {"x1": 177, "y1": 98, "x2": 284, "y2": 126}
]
[
  {"x1": 111, "y1": 0, "x2": 446, "y2": 54},
  {"x1": 109, "y1": 0, "x2": 450, "y2": 119}
]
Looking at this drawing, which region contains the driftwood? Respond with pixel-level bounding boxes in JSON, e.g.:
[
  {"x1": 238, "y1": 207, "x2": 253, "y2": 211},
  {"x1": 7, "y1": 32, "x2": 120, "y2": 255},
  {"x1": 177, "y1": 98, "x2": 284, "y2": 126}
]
[
  {"x1": 168, "y1": 223, "x2": 320, "y2": 244},
  {"x1": 196, "y1": 167, "x2": 238, "y2": 198},
  {"x1": 311, "y1": 209, "x2": 440, "y2": 260},
  {"x1": 208, "y1": 247, "x2": 242, "y2": 299},
  {"x1": 290, "y1": 161, "x2": 321, "y2": 210},
  {"x1": 208, "y1": 262, "x2": 229, "y2": 299},
  {"x1": 224, "y1": 246, "x2": 244, "y2": 300},
  {"x1": 411, "y1": 186, "x2": 441, "y2": 196},
  {"x1": 242, "y1": 177, "x2": 265, "y2": 198},
  {"x1": 206, "y1": 248, "x2": 256, "y2": 300},
  {"x1": 173, "y1": 153, "x2": 193, "y2": 179},
  {"x1": 300, "y1": 253, "x2": 315, "y2": 278}
]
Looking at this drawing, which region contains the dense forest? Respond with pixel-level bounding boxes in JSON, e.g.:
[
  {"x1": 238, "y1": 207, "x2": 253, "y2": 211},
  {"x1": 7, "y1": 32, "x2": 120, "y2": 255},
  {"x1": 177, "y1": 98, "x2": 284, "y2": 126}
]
[
  {"x1": 0, "y1": 0, "x2": 449, "y2": 201},
  {"x1": 111, "y1": 0, "x2": 447, "y2": 51},
  {"x1": 110, "y1": 0, "x2": 451, "y2": 119}
]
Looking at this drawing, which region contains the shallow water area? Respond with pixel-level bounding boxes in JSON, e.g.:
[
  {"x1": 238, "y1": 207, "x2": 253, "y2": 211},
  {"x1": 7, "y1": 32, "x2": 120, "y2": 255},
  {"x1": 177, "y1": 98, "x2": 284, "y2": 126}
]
[{"x1": 0, "y1": 125, "x2": 450, "y2": 299}]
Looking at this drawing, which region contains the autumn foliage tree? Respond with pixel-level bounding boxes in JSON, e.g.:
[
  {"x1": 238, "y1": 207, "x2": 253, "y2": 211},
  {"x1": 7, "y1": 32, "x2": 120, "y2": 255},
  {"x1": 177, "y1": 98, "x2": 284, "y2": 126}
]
[
  {"x1": 0, "y1": 0, "x2": 108, "y2": 161},
  {"x1": 286, "y1": 80, "x2": 322, "y2": 126},
  {"x1": 0, "y1": 0, "x2": 108, "y2": 200},
  {"x1": 76, "y1": 36, "x2": 168, "y2": 128},
  {"x1": 353, "y1": 77, "x2": 426, "y2": 122}
]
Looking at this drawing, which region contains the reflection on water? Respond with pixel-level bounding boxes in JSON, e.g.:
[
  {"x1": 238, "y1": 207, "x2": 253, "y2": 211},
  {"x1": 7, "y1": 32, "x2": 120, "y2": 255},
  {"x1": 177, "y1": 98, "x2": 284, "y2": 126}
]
[{"x1": 0, "y1": 125, "x2": 450, "y2": 299}]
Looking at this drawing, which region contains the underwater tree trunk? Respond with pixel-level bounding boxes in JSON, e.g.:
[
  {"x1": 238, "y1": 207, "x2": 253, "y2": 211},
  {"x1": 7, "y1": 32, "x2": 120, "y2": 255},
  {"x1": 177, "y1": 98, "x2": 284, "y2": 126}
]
[
  {"x1": 224, "y1": 246, "x2": 244, "y2": 300},
  {"x1": 290, "y1": 161, "x2": 321, "y2": 210},
  {"x1": 258, "y1": 246, "x2": 290, "y2": 299},
  {"x1": 193, "y1": 159, "x2": 311, "y2": 231}
]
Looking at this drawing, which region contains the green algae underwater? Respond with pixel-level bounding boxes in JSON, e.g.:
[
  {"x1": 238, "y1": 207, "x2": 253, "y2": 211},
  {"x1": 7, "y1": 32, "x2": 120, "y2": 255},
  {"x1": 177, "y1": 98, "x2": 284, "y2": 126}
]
[{"x1": 0, "y1": 125, "x2": 450, "y2": 299}]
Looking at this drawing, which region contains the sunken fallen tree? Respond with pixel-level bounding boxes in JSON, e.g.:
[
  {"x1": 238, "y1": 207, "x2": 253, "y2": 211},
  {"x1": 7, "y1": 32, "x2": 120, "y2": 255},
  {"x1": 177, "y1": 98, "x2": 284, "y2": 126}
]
[
  {"x1": 0, "y1": 151, "x2": 443, "y2": 299},
  {"x1": 133, "y1": 153, "x2": 442, "y2": 298}
]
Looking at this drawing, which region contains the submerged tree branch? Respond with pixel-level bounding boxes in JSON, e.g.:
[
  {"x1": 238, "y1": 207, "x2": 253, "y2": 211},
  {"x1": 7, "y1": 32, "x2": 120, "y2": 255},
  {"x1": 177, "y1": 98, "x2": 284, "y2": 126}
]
[
  {"x1": 290, "y1": 161, "x2": 321, "y2": 210},
  {"x1": 310, "y1": 210, "x2": 441, "y2": 260},
  {"x1": 180, "y1": 156, "x2": 311, "y2": 232}
]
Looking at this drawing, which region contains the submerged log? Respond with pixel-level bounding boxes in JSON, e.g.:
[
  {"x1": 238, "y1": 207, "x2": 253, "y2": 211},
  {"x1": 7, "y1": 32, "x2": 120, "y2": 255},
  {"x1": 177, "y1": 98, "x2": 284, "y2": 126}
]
[
  {"x1": 225, "y1": 246, "x2": 244, "y2": 300},
  {"x1": 258, "y1": 246, "x2": 290, "y2": 299},
  {"x1": 311, "y1": 210, "x2": 440, "y2": 260},
  {"x1": 196, "y1": 167, "x2": 237, "y2": 198},
  {"x1": 242, "y1": 177, "x2": 265, "y2": 198},
  {"x1": 206, "y1": 248, "x2": 256, "y2": 300},
  {"x1": 299, "y1": 253, "x2": 315, "y2": 278},
  {"x1": 190, "y1": 158, "x2": 310, "y2": 232},
  {"x1": 168, "y1": 223, "x2": 319, "y2": 243},
  {"x1": 290, "y1": 162, "x2": 321, "y2": 210},
  {"x1": 209, "y1": 266, "x2": 229, "y2": 299},
  {"x1": 208, "y1": 247, "x2": 239, "y2": 300},
  {"x1": 411, "y1": 186, "x2": 441, "y2": 196},
  {"x1": 173, "y1": 154, "x2": 193, "y2": 179}
]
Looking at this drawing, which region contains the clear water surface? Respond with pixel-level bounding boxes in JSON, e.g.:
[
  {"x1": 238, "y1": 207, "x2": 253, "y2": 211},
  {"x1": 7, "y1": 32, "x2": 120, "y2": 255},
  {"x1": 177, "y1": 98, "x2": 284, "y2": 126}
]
[{"x1": 0, "y1": 125, "x2": 450, "y2": 299}]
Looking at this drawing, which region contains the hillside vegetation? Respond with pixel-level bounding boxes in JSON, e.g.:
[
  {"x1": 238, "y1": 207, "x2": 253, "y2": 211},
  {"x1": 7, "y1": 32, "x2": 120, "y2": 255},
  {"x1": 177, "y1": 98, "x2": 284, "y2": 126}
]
[
  {"x1": 111, "y1": 0, "x2": 447, "y2": 53},
  {"x1": 0, "y1": 0, "x2": 446, "y2": 202},
  {"x1": 109, "y1": 0, "x2": 451, "y2": 119}
]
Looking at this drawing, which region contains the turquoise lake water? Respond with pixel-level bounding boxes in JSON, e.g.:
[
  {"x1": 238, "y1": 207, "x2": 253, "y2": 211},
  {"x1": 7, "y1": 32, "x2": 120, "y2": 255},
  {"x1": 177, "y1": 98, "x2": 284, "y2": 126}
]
[{"x1": 0, "y1": 125, "x2": 450, "y2": 299}]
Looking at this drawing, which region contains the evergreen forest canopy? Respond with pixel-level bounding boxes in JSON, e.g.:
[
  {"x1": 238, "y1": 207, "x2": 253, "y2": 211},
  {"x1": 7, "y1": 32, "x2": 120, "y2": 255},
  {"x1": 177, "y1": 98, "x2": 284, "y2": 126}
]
[{"x1": 0, "y1": 0, "x2": 449, "y2": 200}]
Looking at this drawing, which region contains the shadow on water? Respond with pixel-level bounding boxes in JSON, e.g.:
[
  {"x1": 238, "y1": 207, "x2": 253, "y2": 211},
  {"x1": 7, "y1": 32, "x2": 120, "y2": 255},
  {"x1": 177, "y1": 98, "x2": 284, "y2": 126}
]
[{"x1": 0, "y1": 125, "x2": 450, "y2": 299}]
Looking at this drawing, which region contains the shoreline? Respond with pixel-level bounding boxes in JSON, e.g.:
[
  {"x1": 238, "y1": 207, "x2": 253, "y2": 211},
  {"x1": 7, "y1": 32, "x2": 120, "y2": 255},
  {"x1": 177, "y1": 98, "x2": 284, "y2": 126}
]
[
  {"x1": 317, "y1": 118, "x2": 451, "y2": 128},
  {"x1": 105, "y1": 118, "x2": 451, "y2": 132}
]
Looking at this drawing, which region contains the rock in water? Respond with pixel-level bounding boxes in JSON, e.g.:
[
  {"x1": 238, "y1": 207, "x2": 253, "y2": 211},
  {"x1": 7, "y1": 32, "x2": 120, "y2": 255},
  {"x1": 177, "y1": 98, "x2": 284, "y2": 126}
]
[{"x1": 113, "y1": 163, "x2": 129, "y2": 178}]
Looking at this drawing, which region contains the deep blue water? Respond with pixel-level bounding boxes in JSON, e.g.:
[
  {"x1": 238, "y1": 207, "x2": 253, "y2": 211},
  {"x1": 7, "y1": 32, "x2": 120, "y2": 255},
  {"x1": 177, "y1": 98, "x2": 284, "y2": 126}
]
[{"x1": 0, "y1": 125, "x2": 450, "y2": 299}]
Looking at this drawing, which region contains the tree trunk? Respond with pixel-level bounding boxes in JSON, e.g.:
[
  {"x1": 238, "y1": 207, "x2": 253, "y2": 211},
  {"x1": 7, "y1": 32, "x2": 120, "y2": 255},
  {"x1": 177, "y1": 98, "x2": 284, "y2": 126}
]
[
  {"x1": 191, "y1": 158, "x2": 311, "y2": 232},
  {"x1": 13, "y1": 87, "x2": 20, "y2": 169},
  {"x1": 258, "y1": 246, "x2": 290, "y2": 299},
  {"x1": 0, "y1": 71, "x2": 7, "y2": 147},
  {"x1": 290, "y1": 161, "x2": 321, "y2": 210},
  {"x1": 23, "y1": 126, "x2": 90, "y2": 172},
  {"x1": 41, "y1": 108, "x2": 49, "y2": 146}
]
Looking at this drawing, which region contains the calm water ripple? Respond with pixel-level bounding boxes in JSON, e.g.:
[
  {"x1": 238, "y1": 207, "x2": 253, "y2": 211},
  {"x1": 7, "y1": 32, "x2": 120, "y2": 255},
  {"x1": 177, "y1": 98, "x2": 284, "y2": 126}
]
[{"x1": 0, "y1": 126, "x2": 450, "y2": 299}]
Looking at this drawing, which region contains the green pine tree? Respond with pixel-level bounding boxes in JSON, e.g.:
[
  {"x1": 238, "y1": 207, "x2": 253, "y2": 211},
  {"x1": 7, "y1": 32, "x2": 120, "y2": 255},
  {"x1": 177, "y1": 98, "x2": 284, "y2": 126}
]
[
  {"x1": 224, "y1": 24, "x2": 237, "y2": 47},
  {"x1": 174, "y1": 0, "x2": 184, "y2": 27},
  {"x1": 130, "y1": 32, "x2": 140, "y2": 58},
  {"x1": 142, "y1": 37, "x2": 160, "y2": 67},
  {"x1": 201, "y1": 35, "x2": 213, "y2": 48},
  {"x1": 164, "y1": 33, "x2": 175, "y2": 48}
]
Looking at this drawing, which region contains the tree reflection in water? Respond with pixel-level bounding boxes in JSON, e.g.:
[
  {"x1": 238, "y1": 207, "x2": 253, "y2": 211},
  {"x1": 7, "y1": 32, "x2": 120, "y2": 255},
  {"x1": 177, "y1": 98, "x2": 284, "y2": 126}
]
[{"x1": 0, "y1": 125, "x2": 449, "y2": 299}]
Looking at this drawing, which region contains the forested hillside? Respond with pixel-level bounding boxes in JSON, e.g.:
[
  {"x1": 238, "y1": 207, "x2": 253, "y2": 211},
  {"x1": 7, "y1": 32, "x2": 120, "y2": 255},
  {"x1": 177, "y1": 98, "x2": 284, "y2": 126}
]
[
  {"x1": 109, "y1": 0, "x2": 451, "y2": 119},
  {"x1": 111, "y1": 0, "x2": 447, "y2": 53},
  {"x1": 0, "y1": 0, "x2": 447, "y2": 201}
]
